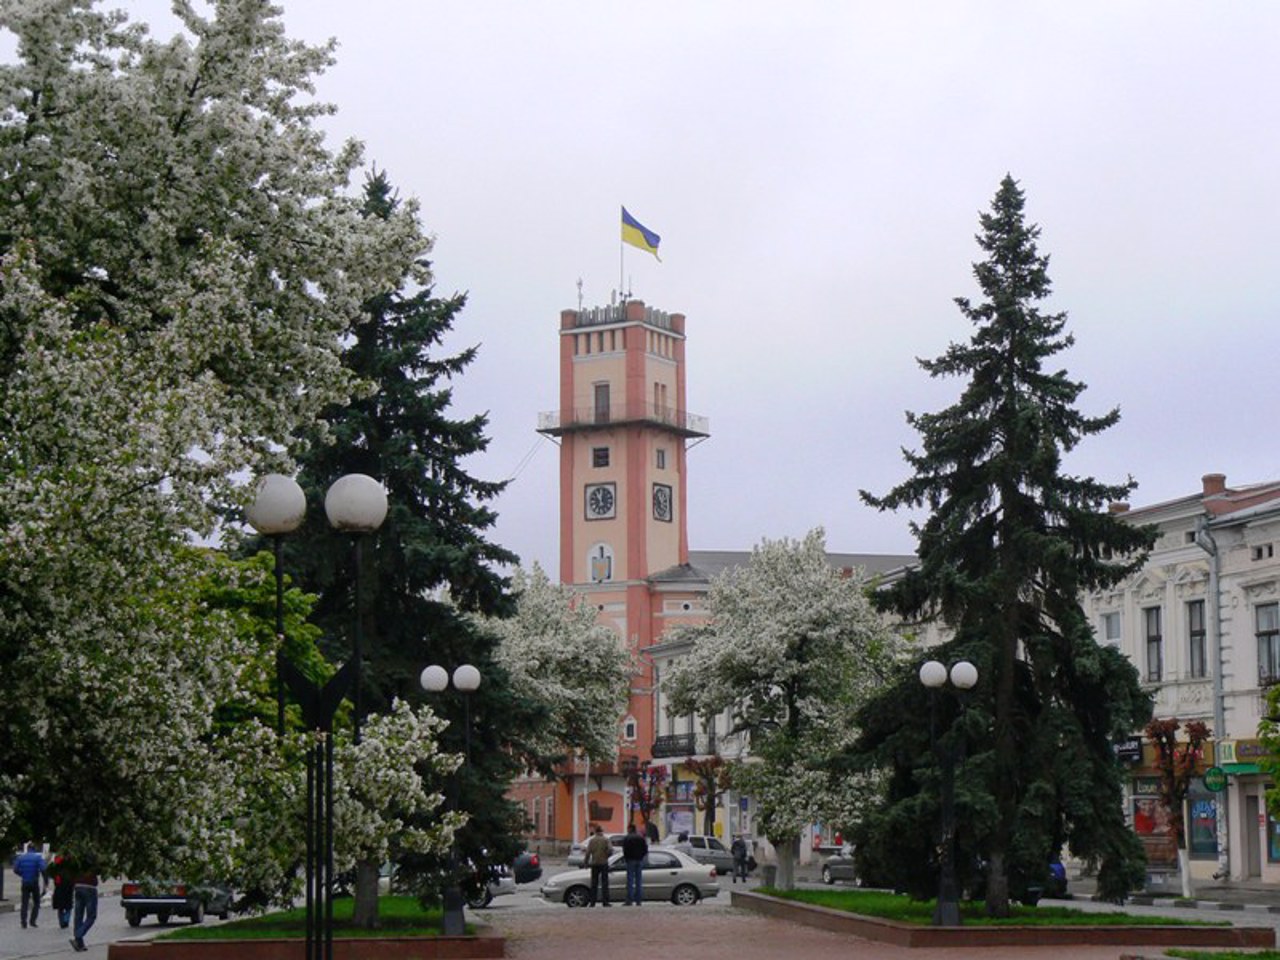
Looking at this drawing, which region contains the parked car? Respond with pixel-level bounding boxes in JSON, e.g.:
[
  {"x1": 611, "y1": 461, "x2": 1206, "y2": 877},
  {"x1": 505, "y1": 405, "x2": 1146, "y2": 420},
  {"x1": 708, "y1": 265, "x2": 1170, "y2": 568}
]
[
  {"x1": 120, "y1": 881, "x2": 232, "y2": 926},
  {"x1": 663, "y1": 834, "x2": 736, "y2": 874},
  {"x1": 465, "y1": 865, "x2": 517, "y2": 908},
  {"x1": 541, "y1": 848, "x2": 719, "y2": 907},
  {"x1": 821, "y1": 847, "x2": 857, "y2": 885},
  {"x1": 566, "y1": 832, "x2": 626, "y2": 867},
  {"x1": 512, "y1": 850, "x2": 542, "y2": 884}
]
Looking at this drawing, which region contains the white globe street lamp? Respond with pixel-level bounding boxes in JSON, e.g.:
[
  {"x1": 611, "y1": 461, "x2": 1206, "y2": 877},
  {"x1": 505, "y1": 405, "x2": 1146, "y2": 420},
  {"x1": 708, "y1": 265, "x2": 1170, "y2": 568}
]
[
  {"x1": 420, "y1": 662, "x2": 483, "y2": 937},
  {"x1": 247, "y1": 474, "x2": 307, "y2": 734},
  {"x1": 325, "y1": 474, "x2": 388, "y2": 743},
  {"x1": 920, "y1": 658, "x2": 980, "y2": 927}
]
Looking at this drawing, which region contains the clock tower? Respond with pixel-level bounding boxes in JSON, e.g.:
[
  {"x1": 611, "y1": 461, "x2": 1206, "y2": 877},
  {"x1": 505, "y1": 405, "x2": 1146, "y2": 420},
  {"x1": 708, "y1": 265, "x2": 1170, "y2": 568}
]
[{"x1": 536, "y1": 297, "x2": 709, "y2": 763}]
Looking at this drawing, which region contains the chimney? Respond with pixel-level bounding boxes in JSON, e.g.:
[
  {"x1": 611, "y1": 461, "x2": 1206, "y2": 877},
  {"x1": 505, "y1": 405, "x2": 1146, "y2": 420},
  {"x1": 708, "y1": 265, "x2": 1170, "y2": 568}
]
[
  {"x1": 1108, "y1": 502, "x2": 1130, "y2": 514},
  {"x1": 1202, "y1": 473, "x2": 1227, "y2": 497}
]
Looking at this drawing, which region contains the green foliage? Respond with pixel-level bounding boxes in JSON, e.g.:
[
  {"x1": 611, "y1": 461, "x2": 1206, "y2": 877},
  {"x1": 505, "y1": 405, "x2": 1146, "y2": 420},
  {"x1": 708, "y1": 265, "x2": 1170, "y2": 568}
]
[
  {"x1": 856, "y1": 175, "x2": 1156, "y2": 913},
  {"x1": 763, "y1": 888, "x2": 1223, "y2": 927},
  {"x1": 258, "y1": 169, "x2": 531, "y2": 904}
]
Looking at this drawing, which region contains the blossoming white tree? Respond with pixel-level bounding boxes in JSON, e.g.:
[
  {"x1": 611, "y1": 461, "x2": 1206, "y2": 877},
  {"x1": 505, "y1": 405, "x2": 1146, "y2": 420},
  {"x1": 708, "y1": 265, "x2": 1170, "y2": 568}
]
[
  {"x1": 662, "y1": 529, "x2": 899, "y2": 889},
  {"x1": 486, "y1": 564, "x2": 634, "y2": 769},
  {"x1": 0, "y1": 0, "x2": 437, "y2": 873}
]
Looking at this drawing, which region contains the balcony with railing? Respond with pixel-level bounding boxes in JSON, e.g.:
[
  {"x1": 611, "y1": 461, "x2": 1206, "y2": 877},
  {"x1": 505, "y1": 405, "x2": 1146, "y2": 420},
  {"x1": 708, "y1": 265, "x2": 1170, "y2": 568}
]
[
  {"x1": 538, "y1": 402, "x2": 709, "y2": 438},
  {"x1": 651, "y1": 732, "x2": 717, "y2": 759}
]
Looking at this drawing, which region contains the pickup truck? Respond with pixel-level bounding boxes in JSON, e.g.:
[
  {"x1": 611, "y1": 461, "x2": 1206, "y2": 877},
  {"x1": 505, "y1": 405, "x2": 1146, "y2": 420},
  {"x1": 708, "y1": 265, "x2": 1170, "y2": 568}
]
[{"x1": 120, "y1": 881, "x2": 232, "y2": 926}]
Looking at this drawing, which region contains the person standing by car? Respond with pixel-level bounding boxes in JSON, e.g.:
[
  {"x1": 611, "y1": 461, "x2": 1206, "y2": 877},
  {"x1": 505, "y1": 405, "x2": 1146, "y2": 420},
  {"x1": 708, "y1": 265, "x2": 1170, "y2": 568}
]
[
  {"x1": 731, "y1": 835, "x2": 750, "y2": 884},
  {"x1": 69, "y1": 859, "x2": 99, "y2": 952},
  {"x1": 584, "y1": 826, "x2": 613, "y2": 907},
  {"x1": 13, "y1": 841, "x2": 47, "y2": 928},
  {"x1": 621, "y1": 824, "x2": 648, "y2": 905}
]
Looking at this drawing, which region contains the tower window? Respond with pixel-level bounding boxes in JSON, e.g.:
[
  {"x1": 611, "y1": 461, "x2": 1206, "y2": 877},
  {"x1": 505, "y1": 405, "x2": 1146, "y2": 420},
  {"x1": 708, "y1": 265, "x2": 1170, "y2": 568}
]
[
  {"x1": 592, "y1": 447, "x2": 609, "y2": 468},
  {"x1": 656, "y1": 448, "x2": 666, "y2": 469},
  {"x1": 594, "y1": 383, "x2": 610, "y2": 423}
]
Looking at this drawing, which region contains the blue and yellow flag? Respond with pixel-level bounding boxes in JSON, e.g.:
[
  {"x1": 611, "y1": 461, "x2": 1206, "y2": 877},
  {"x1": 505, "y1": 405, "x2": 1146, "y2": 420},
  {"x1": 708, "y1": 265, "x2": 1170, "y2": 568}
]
[{"x1": 621, "y1": 206, "x2": 661, "y2": 261}]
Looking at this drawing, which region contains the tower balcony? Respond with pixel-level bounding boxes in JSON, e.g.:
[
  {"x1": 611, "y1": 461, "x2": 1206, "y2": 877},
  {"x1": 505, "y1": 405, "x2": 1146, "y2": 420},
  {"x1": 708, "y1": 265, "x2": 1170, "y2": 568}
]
[
  {"x1": 651, "y1": 733, "x2": 718, "y2": 759},
  {"x1": 538, "y1": 402, "x2": 709, "y2": 439}
]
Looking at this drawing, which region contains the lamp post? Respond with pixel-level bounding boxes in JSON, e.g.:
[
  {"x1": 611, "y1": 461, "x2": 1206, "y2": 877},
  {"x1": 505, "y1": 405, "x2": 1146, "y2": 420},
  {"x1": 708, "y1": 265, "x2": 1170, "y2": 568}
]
[
  {"x1": 245, "y1": 474, "x2": 307, "y2": 734},
  {"x1": 246, "y1": 472, "x2": 387, "y2": 960},
  {"x1": 919, "y1": 658, "x2": 978, "y2": 927},
  {"x1": 421, "y1": 663, "x2": 481, "y2": 937},
  {"x1": 324, "y1": 474, "x2": 388, "y2": 744}
]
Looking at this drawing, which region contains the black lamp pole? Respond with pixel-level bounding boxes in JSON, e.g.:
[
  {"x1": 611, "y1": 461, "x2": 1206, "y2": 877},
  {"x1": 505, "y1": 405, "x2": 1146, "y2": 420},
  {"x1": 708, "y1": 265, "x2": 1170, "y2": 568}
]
[{"x1": 920, "y1": 659, "x2": 978, "y2": 927}]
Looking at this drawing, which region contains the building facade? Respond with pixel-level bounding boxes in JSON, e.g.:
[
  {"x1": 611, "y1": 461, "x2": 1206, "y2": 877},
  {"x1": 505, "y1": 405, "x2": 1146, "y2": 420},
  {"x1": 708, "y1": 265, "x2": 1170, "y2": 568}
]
[{"x1": 1082, "y1": 473, "x2": 1280, "y2": 887}]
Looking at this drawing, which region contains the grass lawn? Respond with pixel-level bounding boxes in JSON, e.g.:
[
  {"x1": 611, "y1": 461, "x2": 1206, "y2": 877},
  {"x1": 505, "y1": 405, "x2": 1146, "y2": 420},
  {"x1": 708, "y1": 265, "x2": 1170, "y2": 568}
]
[
  {"x1": 158, "y1": 896, "x2": 462, "y2": 940},
  {"x1": 760, "y1": 888, "x2": 1228, "y2": 927}
]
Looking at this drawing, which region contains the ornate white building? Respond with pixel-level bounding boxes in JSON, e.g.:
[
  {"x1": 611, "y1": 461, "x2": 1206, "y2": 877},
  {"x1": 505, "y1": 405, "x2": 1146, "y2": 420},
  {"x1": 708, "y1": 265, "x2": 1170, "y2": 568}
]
[{"x1": 1082, "y1": 472, "x2": 1280, "y2": 887}]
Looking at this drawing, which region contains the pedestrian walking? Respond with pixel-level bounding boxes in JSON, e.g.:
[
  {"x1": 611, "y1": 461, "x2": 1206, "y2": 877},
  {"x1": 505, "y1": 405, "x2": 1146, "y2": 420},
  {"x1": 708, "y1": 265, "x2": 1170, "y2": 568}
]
[
  {"x1": 70, "y1": 859, "x2": 99, "y2": 952},
  {"x1": 731, "y1": 834, "x2": 750, "y2": 884},
  {"x1": 584, "y1": 825, "x2": 613, "y2": 907},
  {"x1": 621, "y1": 824, "x2": 648, "y2": 905},
  {"x1": 48, "y1": 854, "x2": 74, "y2": 929},
  {"x1": 13, "y1": 840, "x2": 47, "y2": 928}
]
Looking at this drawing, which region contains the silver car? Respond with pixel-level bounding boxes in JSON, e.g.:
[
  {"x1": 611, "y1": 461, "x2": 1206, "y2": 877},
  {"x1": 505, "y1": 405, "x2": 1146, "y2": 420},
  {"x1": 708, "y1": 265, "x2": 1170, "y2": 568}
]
[
  {"x1": 663, "y1": 834, "x2": 736, "y2": 874},
  {"x1": 821, "y1": 848, "x2": 857, "y2": 885},
  {"x1": 541, "y1": 849, "x2": 720, "y2": 907},
  {"x1": 566, "y1": 832, "x2": 626, "y2": 867}
]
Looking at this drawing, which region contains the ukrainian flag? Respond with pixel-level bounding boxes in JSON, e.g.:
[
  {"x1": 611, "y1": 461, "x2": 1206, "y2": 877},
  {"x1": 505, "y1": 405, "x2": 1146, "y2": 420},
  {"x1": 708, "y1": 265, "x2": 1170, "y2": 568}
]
[{"x1": 621, "y1": 206, "x2": 661, "y2": 260}]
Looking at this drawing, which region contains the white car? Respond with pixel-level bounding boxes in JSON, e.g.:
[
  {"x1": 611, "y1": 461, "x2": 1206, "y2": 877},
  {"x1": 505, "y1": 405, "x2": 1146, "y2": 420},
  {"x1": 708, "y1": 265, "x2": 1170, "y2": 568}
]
[
  {"x1": 467, "y1": 866, "x2": 517, "y2": 908},
  {"x1": 541, "y1": 849, "x2": 719, "y2": 907}
]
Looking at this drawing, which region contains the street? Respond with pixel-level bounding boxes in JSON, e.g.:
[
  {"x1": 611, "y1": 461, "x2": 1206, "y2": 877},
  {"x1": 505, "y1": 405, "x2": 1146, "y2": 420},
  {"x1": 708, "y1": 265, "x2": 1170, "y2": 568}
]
[
  {"x1": 5, "y1": 866, "x2": 1280, "y2": 960},
  {"x1": 0, "y1": 889, "x2": 212, "y2": 960}
]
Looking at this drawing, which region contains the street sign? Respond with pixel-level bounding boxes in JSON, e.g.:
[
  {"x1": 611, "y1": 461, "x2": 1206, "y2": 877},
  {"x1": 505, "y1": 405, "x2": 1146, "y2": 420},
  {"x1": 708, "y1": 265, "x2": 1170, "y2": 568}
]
[{"x1": 1203, "y1": 766, "x2": 1228, "y2": 792}]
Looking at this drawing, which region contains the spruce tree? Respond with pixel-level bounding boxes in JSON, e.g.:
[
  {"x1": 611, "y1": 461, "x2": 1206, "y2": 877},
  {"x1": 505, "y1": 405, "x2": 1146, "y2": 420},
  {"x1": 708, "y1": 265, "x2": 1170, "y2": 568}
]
[
  {"x1": 857, "y1": 175, "x2": 1157, "y2": 913},
  {"x1": 276, "y1": 170, "x2": 534, "y2": 921}
]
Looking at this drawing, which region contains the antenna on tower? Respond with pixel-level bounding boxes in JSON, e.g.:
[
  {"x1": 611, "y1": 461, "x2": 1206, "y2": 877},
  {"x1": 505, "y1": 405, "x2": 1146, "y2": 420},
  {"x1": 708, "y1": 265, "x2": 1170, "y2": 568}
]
[{"x1": 576, "y1": 277, "x2": 584, "y2": 311}]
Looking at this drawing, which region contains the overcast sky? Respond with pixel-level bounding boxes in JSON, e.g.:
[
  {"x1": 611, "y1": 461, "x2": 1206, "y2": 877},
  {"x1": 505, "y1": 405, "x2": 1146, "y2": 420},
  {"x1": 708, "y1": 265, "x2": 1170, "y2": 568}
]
[{"x1": 75, "y1": 3, "x2": 1280, "y2": 573}]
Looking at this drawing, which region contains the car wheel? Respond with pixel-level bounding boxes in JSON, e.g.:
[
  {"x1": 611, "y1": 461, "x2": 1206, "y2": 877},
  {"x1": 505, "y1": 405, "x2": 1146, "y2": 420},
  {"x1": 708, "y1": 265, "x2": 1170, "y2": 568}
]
[
  {"x1": 822, "y1": 866, "x2": 834, "y2": 885},
  {"x1": 671, "y1": 884, "x2": 700, "y2": 906},
  {"x1": 466, "y1": 890, "x2": 493, "y2": 909},
  {"x1": 190, "y1": 902, "x2": 205, "y2": 924},
  {"x1": 125, "y1": 910, "x2": 142, "y2": 928},
  {"x1": 157, "y1": 911, "x2": 171, "y2": 925},
  {"x1": 564, "y1": 886, "x2": 591, "y2": 909}
]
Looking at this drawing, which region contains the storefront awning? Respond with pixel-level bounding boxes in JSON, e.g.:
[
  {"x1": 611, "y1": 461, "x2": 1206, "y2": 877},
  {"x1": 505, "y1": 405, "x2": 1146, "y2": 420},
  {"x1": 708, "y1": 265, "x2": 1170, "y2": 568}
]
[{"x1": 1223, "y1": 762, "x2": 1261, "y2": 775}]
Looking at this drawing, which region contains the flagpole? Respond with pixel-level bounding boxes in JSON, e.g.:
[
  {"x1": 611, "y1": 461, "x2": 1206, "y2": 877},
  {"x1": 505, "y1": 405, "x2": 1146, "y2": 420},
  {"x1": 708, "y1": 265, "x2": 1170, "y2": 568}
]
[{"x1": 619, "y1": 239, "x2": 624, "y2": 302}]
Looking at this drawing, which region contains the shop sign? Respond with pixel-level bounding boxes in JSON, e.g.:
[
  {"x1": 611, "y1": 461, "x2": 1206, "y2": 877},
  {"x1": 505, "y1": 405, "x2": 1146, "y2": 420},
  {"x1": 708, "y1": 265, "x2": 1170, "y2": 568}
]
[
  {"x1": 1133, "y1": 777, "x2": 1161, "y2": 796},
  {"x1": 1202, "y1": 766, "x2": 1228, "y2": 792},
  {"x1": 1113, "y1": 736, "x2": 1143, "y2": 764}
]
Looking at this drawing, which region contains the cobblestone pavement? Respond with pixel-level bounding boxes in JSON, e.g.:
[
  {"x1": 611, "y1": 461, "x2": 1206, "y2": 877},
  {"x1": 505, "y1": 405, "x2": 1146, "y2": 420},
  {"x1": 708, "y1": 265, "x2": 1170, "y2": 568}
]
[{"x1": 481, "y1": 902, "x2": 1136, "y2": 960}]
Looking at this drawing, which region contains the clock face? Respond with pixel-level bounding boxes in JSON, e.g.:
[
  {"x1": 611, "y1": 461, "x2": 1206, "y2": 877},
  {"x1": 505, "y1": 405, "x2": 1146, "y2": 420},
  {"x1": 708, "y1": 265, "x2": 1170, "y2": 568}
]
[
  {"x1": 652, "y1": 483, "x2": 672, "y2": 522},
  {"x1": 585, "y1": 483, "x2": 616, "y2": 519}
]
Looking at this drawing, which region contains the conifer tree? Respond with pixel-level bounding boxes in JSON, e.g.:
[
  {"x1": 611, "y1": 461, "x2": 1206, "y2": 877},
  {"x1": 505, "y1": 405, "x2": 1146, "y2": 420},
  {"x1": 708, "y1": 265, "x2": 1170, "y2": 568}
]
[
  {"x1": 857, "y1": 175, "x2": 1157, "y2": 913},
  {"x1": 277, "y1": 170, "x2": 531, "y2": 922}
]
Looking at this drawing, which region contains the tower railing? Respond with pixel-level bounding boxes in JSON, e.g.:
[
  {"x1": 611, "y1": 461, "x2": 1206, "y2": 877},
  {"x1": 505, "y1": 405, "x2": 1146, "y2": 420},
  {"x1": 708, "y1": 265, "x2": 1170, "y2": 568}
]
[
  {"x1": 570, "y1": 304, "x2": 673, "y2": 330},
  {"x1": 538, "y1": 402, "x2": 709, "y2": 438}
]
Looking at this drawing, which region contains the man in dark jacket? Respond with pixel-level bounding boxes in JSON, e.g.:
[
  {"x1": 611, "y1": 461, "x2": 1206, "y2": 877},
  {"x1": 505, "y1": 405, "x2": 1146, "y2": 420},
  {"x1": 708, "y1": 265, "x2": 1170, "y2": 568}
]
[
  {"x1": 13, "y1": 841, "x2": 47, "y2": 928},
  {"x1": 621, "y1": 824, "x2": 648, "y2": 905}
]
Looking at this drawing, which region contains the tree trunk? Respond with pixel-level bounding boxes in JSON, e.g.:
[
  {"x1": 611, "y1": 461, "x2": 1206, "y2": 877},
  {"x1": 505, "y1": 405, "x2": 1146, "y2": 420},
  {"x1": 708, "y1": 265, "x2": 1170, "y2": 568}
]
[
  {"x1": 351, "y1": 858, "x2": 381, "y2": 928},
  {"x1": 773, "y1": 835, "x2": 798, "y2": 890},
  {"x1": 1178, "y1": 846, "x2": 1193, "y2": 899}
]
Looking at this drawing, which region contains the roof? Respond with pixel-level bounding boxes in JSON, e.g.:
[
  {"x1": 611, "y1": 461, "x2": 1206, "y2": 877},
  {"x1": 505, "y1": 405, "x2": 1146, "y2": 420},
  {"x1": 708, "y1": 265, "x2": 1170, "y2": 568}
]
[{"x1": 647, "y1": 549, "x2": 918, "y2": 585}]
